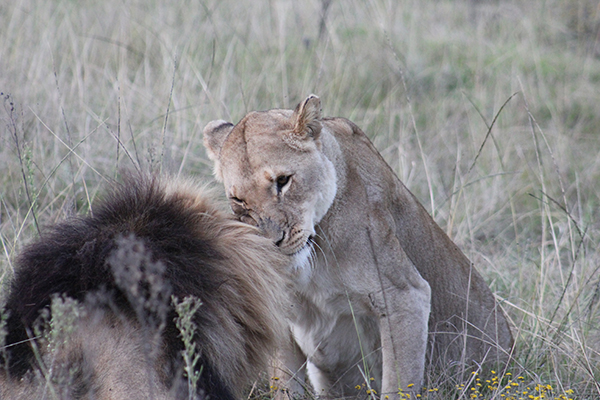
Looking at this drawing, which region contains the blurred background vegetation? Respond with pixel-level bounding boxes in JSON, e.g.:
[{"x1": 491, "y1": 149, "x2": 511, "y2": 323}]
[{"x1": 1, "y1": 0, "x2": 599, "y2": 398}]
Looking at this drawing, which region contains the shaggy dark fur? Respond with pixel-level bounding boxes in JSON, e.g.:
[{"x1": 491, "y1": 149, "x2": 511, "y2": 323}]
[{"x1": 1, "y1": 175, "x2": 285, "y2": 400}]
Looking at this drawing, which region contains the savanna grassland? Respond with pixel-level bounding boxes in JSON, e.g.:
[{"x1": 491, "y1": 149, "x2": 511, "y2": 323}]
[{"x1": 1, "y1": 0, "x2": 599, "y2": 399}]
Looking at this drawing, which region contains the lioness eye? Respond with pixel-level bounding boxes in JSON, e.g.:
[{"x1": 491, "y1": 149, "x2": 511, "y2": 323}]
[
  {"x1": 229, "y1": 196, "x2": 244, "y2": 205},
  {"x1": 276, "y1": 175, "x2": 291, "y2": 193}
]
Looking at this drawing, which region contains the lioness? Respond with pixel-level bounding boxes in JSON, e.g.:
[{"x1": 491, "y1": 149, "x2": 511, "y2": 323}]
[
  {"x1": 1, "y1": 174, "x2": 289, "y2": 400},
  {"x1": 203, "y1": 95, "x2": 513, "y2": 398}
]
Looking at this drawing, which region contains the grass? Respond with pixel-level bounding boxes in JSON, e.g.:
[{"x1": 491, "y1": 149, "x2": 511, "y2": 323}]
[{"x1": 1, "y1": 0, "x2": 600, "y2": 398}]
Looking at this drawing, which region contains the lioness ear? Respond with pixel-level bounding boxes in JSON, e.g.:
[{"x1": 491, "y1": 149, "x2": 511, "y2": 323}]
[
  {"x1": 203, "y1": 119, "x2": 234, "y2": 181},
  {"x1": 292, "y1": 94, "x2": 322, "y2": 140},
  {"x1": 203, "y1": 119, "x2": 234, "y2": 161}
]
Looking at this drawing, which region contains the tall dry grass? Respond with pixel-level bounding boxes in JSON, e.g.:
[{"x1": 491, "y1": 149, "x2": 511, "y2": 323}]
[{"x1": 1, "y1": 0, "x2": 599, "y2": 398}]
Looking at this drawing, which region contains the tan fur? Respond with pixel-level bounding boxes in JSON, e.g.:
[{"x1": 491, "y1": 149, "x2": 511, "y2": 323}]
[
  {"x1": 203, "y1": 95, "x2": 514, "y2": 399},
  {"x1": 2, "y1": 310, "x2": 173, "y2": 400},
  {"x1": 1, "y1": 176, "x2": 291, "y2": 400}
]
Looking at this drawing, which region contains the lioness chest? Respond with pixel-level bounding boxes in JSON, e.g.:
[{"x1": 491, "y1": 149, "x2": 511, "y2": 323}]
[{"x1": 290, "y1": 249, "x2": 383, "y2": 394}]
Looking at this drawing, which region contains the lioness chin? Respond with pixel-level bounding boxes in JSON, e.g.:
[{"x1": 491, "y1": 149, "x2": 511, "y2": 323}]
[{"x1": 203, "y1": 95, "x2": 513, "y2": 399}]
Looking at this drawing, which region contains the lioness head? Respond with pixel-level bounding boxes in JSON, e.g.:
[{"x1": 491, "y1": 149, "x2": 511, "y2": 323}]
[{"x1": 203, "y1": 95, "x2": 337, "y2": 267}]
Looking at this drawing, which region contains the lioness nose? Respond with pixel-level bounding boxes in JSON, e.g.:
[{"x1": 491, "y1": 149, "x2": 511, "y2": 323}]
[{"x1": 258, "y1": 218, "x2": 285, "y2": 246}]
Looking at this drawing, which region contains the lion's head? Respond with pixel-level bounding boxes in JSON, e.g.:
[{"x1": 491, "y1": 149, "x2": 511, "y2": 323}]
[{"x1": 203, "y1": 95, "x2": 337, "y2": 266}]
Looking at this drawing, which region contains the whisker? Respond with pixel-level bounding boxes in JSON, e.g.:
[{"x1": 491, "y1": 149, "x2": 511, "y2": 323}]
[
  {"x1": 310, "y1": 238, "x2": 325, "y2": 269},
  {"x1": 313, "y1": 228, "x2": 340, "y2": 269}
]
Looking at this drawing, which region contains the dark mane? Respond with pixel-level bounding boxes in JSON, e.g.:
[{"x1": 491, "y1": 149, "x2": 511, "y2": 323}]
[{"x1": 2, "y1": 175, "x2": 236, "y2": 399}]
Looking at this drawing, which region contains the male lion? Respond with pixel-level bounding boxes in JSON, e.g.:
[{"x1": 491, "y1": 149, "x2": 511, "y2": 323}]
[
  {"x1": 0, "y1": 174, "x2": 289, "y2": 400},
  {"x1": 203, "y1": 95, "x2": 513, "y2": 398}
]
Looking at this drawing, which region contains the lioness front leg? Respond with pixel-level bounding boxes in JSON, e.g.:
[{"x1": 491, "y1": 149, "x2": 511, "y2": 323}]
[
  {"x1": 377, "y1": 273, "x2": 431, "y2": 398},
  {"x1": 380, "y1": 277, "x2": 430, "y2": 399},
  {"x1": 270, "y1": 331, "x2": 308, "y2": 400},
  {"x1": 365, "y1": 211, "x2": 432, "y2": 397}
]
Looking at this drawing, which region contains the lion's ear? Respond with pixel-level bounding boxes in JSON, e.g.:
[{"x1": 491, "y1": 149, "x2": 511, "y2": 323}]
[
  {"x1": 292, "y1": 94, "x2": 322, "y2": 140},
  {"x1": 203, "y1": 120, "x2": 234, "y2": 181}
]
